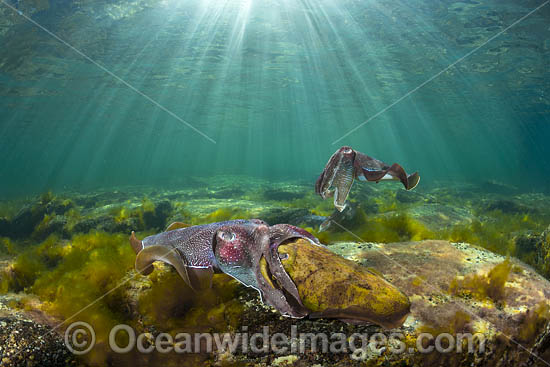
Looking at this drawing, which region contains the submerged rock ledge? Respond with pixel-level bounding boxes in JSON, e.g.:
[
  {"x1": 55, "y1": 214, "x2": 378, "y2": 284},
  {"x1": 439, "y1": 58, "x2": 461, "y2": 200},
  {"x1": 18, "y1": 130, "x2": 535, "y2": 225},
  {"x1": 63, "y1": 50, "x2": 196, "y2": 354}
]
[{"x1": 230, "y1": 240, "x2": 550, "y2": 366}]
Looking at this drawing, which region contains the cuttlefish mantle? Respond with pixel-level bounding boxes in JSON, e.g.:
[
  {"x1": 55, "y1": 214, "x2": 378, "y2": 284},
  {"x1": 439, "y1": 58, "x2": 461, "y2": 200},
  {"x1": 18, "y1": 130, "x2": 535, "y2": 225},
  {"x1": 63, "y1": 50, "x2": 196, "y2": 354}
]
[{"x1": 129, "y1": 219, "x2": 267, "y2": 292}]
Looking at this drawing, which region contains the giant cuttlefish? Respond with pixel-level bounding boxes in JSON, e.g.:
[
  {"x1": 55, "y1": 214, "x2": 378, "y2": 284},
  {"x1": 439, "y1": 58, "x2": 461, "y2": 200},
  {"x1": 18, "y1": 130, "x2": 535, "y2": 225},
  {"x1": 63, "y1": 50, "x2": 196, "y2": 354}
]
[
  {"x1": 316, "y1": 146, "x2": 420, "y2": 211},
  {"x1": 130, "y1": 220, "x2": 320, "y2": 317},
  {"x1": 129, "y1": 220, "x2": 410, "y2": 328}
]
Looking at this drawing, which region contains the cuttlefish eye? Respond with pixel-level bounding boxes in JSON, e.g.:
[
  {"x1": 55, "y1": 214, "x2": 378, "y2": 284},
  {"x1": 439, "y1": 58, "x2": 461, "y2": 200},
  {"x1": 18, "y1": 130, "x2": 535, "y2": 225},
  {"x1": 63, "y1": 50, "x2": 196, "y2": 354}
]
[
  {"x1": 218, "y1": 231, "x2": 236, "y2": 242},
  {"x1": 216, "y1": 230, "x2": 246, "y2": 264}
]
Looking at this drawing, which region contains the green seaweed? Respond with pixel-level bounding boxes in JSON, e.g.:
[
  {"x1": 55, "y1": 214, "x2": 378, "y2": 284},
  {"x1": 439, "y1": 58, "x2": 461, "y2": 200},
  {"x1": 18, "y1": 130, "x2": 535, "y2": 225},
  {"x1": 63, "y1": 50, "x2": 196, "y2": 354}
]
[
  {"x1": 0, "y1": 237, "x2": 16, "y2": 255},
  {"x1": 418, "y1": 310, "x2": 472, "y2": 336},
  {"x1": 193, "y1": 207, "x2": 252, "y2": 224},
  {"x1": 138, "y1": 268, "x2": 243, "y2": 332},
  {"x1": 449, "y1": 259, "x2": 512, "y2": 303},
  {"x1": 312, "y1": 211, "x2": 434, "y2": 244},
  {"x1": 63, "y1": 207, "x2": 81, "y2": 233},
  {"x1": 517, "y1": 302, "x2": 550, "y2": 344},
  {"x1": 2, "y1": 232, "x2": 136, "y2": 364},
  {"x1": 39, "y1": 190, "x2": 55, "y2": 205},
  {"x1": 0, "y1": 235, "x2": 61, "y2": 292},
  {"x1": 1, "y1": 230, "x2": 243, "y2": 365},
  {"x1": 31, "y1": 212, "x2": 56, "y2": 239}
]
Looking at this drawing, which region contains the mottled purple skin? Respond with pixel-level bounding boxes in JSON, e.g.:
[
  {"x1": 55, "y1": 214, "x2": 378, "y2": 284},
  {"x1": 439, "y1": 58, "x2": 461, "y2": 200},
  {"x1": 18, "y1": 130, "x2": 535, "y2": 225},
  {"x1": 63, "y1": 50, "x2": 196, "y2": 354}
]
[
  {"x1": 316, "y1": 146, "x2": 419, "y2": 211},
  {"x1": 214, "y1": 222, "x2": 318, "y2": 318},
  {"x1": 140, "y1": 219, "x2": 266, "y2": 269},
  {"x1": 269, "y1": 223, "x2": 320, "y2": 247}
]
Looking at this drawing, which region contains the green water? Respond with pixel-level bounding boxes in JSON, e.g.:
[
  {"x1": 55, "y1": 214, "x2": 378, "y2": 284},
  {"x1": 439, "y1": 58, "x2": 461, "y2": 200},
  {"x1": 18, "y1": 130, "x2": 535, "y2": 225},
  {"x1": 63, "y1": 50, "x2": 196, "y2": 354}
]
[
  {"x1": 2, "y1": 2, "x2": 550, "y2": 366},
  {"x1": 0, "y1": 0, "x2": 549, "y2": 197}
]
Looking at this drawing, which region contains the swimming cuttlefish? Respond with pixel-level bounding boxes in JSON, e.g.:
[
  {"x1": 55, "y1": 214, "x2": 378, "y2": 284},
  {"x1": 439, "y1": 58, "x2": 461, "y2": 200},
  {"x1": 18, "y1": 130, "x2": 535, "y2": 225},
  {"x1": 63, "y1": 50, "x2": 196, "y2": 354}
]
[
  {"x1": 129, "y1": 220, "x2": 410, "y2": 328},
  {"x1": 316, "y1": 146, "x2": 420, "y2": 212}
]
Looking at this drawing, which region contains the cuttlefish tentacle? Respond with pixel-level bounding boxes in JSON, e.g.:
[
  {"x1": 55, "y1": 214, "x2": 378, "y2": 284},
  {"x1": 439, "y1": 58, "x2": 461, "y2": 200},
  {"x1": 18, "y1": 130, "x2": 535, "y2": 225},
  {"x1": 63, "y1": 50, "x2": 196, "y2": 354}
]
[
  {"x1": 269, "y1": 223, "x2": 321, "y2": 245},
  {"x1": 316, "y1": 146, "x2": 420, "y2": 211},
  {"x1": 212, "y1": 222, "x2": 308, "y2": 317},
  {"x1": 254, "y1": 225, "x2": 309, "y2": 317},
  {"x1": 261, "y1": 224, "x2": 324, "y2": 312},
  {"x1": 129, "y1": 220, "x2": 264, "y2": 291}
]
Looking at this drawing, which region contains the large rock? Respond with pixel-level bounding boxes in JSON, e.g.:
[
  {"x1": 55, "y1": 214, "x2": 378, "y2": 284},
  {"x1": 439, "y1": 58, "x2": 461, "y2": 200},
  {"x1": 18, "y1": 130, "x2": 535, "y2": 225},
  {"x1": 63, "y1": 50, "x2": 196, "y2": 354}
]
[
  {"x1": 535, "y1": 225, "x2": 550, "y2": 277},
  {"x1": 0, "y1": 317, "x2": 77, "y2": 367},
  {"x1": 230, "y1": 240, "x2": 550, "y2": 366},
  {"x1": 279, "y1": 239, "x2": 411, "y2": 329},
  {"x1": 515, "y1": 225, "x2": 550, "y2": 279}
]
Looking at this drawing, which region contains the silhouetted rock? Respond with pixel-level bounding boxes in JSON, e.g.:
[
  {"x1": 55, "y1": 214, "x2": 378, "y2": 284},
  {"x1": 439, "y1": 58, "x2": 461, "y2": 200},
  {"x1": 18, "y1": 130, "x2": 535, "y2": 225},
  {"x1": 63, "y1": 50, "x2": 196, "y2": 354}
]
[
  {"x1": 142, "y1": 200, "x2": 172, "y2": 230},
  {"x1": 0, "y1": 218, "x2": 9, "y2": 237}
]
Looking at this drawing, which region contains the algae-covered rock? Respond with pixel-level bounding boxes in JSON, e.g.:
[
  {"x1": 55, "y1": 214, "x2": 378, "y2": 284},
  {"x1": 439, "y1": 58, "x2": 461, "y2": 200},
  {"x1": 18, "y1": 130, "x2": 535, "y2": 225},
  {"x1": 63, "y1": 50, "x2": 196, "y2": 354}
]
[
  {"x1": 536, "y1": 225, "x2": 550, "y2": 277},
  {"x1": 278, "y1": 238, "x2": 411, "y2": 329},
  {"x1": 0, "y1": 316, "x2": 77, "y2": 367},
  {"x1": 516, "y1": 224, "x2": 550, "y2": 279}
]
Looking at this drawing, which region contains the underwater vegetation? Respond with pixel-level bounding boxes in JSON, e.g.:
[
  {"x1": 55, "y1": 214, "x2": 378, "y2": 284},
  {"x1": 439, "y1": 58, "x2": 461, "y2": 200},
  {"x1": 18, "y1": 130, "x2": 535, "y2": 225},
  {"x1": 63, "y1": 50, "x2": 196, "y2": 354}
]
[
  {"x1": 515, "y1": 225, "x2": 550, "y2": 279},
  {"x1": 0, "y1": 231, "x2": 244, "y2": 366},
  {"x1": 200, "y1": 207, "x2": 252, "y2": 224},
  {"x1": 440, "y1": 210, "x2": 548, "y2": 257},
  {"x1": 138, "y1": 269, "x2": 243, "y2": 332},
  {"x1": 0, "y1": 180, "x2": 548, "y2": 366},
  {"x1": 516, "y1": 302, "x2": 550, "y2": 344},
  {"x1": 310, "y1": 207, "x2": 434, "y2": 245},
  {"x1": 109, "y1": 197, "x2": 173, "y2": 231},
  {"x1": 449, "y1": 259, "x2": 513, "y2": 303},
  {"x1": 0, "y1": 237, "x2": 16, "y2": 256}
]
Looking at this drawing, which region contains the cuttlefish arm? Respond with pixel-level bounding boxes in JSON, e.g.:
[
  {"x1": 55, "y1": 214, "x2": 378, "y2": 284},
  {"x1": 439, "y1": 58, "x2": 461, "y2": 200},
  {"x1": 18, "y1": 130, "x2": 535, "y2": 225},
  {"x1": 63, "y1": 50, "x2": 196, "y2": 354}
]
[
  {"x1": 263, "y1": 224, "x2": 323, "y2": 311},
  {"x1": 316, "y1": 146, "x2": 420, "y2": 211},
  {"x1": 129, "y1": 219, "x2": 266, "y2": 292},
  {"x1": 213, "y1": 223, "x2": 311, "y2": 318}
]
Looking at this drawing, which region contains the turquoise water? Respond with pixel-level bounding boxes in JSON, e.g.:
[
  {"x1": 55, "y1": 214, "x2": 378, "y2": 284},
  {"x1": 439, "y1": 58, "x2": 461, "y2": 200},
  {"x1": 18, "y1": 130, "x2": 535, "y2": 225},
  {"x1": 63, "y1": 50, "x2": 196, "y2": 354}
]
[
  {"x1": 0, "y1": 0, "x2": 549, "y2": 196},
  {"x1": 2, "y1": 2, "x2": 550, "y2": 366}
]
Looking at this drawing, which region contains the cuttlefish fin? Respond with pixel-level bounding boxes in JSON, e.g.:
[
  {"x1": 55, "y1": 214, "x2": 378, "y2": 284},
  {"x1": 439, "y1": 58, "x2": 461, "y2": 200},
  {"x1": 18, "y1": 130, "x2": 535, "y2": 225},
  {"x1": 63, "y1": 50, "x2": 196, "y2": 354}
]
[
  {"x1": 130, "y1": 231, "x2": 143, "y2": 254},
  {"x1": 406, "y1": 172, "x2": 420, "y2": 190},
  {"x1": 166, "y1": 222, "x2": 190, "y2": 231},
  {"x1": 359, "y1": 168, "x2": 387, "y2": 182},
  {"x1": 135, "y1": 244, "x2": 213, "y2": 291},
  {"x1": 384, "y1": 163, "x2": 420, "y2": 190},
  {"x1": 135, "y1": 245, "x2": 185, "y2": 277},
  {"x1": 355, "y1": 159, "x2": 387, "y2": 182},
  {"x1": 314, "y1": 170, "x2": 325, "y2": 195}
]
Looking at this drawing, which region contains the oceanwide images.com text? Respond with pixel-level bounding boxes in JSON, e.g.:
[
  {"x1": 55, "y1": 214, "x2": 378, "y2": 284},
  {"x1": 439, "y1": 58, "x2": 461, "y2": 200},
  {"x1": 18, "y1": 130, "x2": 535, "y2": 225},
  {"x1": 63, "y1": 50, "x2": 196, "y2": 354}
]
[{"x1": 65, "y1": 322, "x2": 486, "y2": 359}]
